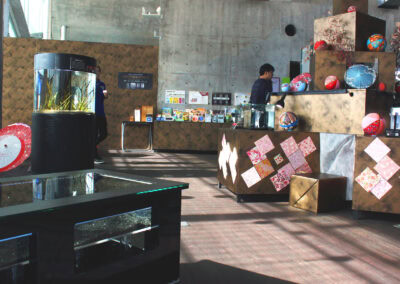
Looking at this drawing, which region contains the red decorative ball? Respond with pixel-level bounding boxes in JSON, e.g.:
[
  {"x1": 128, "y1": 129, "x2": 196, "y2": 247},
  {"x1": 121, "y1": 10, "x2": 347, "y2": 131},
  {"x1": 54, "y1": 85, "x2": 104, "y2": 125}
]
[
  {"x1": 314, "y1": 40, "x2": 328, "y2": 51},
  {"x1": 324, "y1": 75, "x2": 340, "y2": 90},
  {"x1": 378, "y1": 82, "x2": 386, "y2": 92},
  {"x1": 362, "y1": 113, "x2": 386, "y2": 136},
  {"x1": 347, "y1": 6, "x2": 357, "y2": 12}
]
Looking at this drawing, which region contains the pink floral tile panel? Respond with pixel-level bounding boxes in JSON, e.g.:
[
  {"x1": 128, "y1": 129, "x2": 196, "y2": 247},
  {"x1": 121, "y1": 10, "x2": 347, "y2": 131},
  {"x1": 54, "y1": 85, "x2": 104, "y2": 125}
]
[
  {"x1": 364, "y1": 138, "x2": 391, "y2": 163},
  {"x1": 241, "y1": 167, "x2": 261, "y2": 188},
  {"x1": 355, "y1": 167, "x2": 380, "y2": 192},
  {"x1": 270, "y1": 172, "x2": 290, "y2": 192},
  {"x1": 274, "y1": 153, "x2": 284, "y2": 165},
  {"x1": 298, "y1": 136, "x2": 317, "y2": 157},
  {"x1": 247, "y1": 146, "x2": 267, "y2": 165},
  {"x1": 278, "y1": 163, "x2": 295, "y2": 180},
  {"x1": 280, "y1": 136, "x2": 299, "y2": 157},
  {"x1": 370, "y1": 176, "x2": 392, "y2": 200},
  {"x1": 295, "y1": 162, "x2": 313, "y2": 174},
  {"x1": 373, "y1": 155, "x2": 400, "y2": 181},
  {"x1": 288, "y1": 149, "x2": 307, "y2": 170},
  {"x1": 255, "y1": 134, "x2": 275, "y2": 155},
  {"x1": 255, "y1": 159, "x2": 275, "y2": 179}
]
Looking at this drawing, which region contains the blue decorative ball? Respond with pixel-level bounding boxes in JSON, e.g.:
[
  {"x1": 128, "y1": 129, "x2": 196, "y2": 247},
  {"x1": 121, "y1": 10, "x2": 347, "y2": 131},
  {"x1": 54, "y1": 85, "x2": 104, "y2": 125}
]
[
  {"x1": 281, "y1": 83, "x2": 290, "y2": 92},
  {"x1": 344, "y1": 64, "x2": 376, "y2": 89}
]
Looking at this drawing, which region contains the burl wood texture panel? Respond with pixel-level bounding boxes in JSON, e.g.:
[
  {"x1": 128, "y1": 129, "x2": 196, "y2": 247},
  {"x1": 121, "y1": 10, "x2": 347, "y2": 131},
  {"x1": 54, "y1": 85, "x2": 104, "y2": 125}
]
[
  {"x1": 153, "y1": 122, "x2": 231, "y2": 151},
  {"x1": 314, "y1": 12, "x2": 386, "y2": 52},
  {"x1": 353, "y1": 136, "x2": 400, "y2": 214},
  {"x1": 271, "y1": 90, "x2": 366, "y2": 135},
  {"x1": 2, "y1": 38, "x2": 158, "y2": 150},
  {"x1": 217, "y1": 129, "x2": 320, "y2": 196},
  {"x1": 311, "y1": 50, "x2": 396, "y2": 92},
  {"x1": 290, "y1": 173, "x2": 347, "y2": 213},
  {"x1": 332, "y1": 0, "x2": 368, "y2": 15}
]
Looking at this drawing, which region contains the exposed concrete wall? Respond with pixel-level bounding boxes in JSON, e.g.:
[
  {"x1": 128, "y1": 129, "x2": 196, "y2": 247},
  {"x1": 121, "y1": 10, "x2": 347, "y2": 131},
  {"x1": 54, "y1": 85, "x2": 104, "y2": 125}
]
[
  {"x1": 51, "y1": 0, "x2": 161, "y2": 45},
  {"x1": 157, "y1": 0, "x2": 332, "y2": 109},
  {"x1": 49, "y1": 0, "x2": 400, "y2": 111}
]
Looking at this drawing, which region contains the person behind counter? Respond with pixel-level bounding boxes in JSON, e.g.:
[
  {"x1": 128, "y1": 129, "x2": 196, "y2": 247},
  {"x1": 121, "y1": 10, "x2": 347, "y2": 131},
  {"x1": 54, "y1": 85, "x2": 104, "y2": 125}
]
[{"x1": 250, "y1": 63, "x2": 275, "y2": 104}]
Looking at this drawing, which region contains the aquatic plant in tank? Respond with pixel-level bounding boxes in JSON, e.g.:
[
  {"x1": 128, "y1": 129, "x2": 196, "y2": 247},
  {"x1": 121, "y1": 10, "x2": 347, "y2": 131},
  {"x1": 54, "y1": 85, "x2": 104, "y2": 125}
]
[{"x1": 34, "y1": 68, "x2": 96, "y2": 113}]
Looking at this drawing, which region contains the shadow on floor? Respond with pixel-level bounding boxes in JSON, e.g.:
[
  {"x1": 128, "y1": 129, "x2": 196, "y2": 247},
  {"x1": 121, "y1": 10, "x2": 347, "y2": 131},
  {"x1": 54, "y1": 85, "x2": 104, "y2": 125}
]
[{"x1": 180, "y1": 260, "x2": 295, "y2": 284}]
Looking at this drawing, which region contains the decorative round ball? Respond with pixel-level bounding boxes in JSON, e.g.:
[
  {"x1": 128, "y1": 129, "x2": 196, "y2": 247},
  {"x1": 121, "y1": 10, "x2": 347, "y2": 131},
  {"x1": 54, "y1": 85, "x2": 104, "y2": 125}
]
[
  {"x1": 367, "y1": 34, "x2": 386, "y2": 52},
  {"x1": 324, "y1": 75, "x2": 340, "y2": 90},
  {"x1": 314, "y1": 40, "x2": 328, "y2": 51},
  {"x1": 344, "y1": 64, "x2": 376, "y2": 89},
  {"x1": 281, "y1": 83, "x2": 290, "y2": 92},
  {"x1": 347, "y1": 6, "x2": 357, "y2": 12},
  {"x1": 362, "y1": 113, "x2": 386, "y2": 136},
  {"x1": 395, "y1": 82, "x2": 400, "y2": 94},
  {"x1": 279, "y1": 112, "x2": 298, "y2": 131},
  {"x1": 378, "y1": 82, "x2": 386, "y2": 92}
]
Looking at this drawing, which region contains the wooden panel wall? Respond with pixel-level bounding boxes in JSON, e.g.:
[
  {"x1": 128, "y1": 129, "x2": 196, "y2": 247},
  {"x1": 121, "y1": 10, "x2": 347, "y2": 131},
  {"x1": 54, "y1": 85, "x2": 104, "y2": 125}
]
[{"x1": 2, "y1": 38, "x2": 158, "y2": 150}]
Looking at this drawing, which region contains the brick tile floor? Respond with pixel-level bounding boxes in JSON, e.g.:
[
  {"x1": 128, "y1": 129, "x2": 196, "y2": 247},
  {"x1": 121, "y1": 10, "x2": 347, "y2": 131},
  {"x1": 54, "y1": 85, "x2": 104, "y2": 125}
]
[{"x1": 99, "y1": 150, "x2": 400, "y2": 284}]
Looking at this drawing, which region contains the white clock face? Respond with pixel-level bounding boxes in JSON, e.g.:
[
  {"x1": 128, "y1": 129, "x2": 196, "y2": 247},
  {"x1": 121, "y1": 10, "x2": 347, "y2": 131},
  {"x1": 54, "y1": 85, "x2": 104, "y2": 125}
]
[{"x1": 0, "y1": 135, "x2": 22, "y2": 168}]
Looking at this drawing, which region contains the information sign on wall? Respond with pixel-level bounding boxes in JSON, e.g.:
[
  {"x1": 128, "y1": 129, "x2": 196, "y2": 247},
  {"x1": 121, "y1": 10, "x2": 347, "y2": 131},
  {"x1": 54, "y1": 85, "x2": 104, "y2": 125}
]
[
  {"x1": 188, "y1": 91, "x2": 209, "y2": 104},
  {"x1": 165, "y1": 90, "x2": 185, "y2": 104},
  {"x1": 118, "y1": 73, "x2": 153, "y2": 90},
  {"x1": 212, "y1": 92, "x2": 232, "y2": 105}
]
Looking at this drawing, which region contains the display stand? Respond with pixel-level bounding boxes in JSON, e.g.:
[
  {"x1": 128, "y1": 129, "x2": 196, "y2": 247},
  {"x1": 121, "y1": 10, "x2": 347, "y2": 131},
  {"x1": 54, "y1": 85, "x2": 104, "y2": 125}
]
[{"x1": 0, "y1": 169, "x2": 188, "y2": 283}]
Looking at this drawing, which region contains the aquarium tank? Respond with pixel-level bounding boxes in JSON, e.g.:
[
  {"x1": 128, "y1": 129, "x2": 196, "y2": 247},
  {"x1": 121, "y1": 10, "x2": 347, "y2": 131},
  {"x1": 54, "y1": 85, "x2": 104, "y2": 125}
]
[
  {"x1": 32, "y1": 53, "x2": 97, "y2": 174},
  {"x1": 34, "y1": 54, "x2": 96, "y2": 113}
]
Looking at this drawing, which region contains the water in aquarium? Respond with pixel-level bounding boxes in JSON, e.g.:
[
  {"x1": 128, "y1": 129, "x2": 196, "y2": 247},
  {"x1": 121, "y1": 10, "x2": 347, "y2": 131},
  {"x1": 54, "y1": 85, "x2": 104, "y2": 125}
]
[{"x1": 33, "y1": 69, "x2": 96, "y2": 113}]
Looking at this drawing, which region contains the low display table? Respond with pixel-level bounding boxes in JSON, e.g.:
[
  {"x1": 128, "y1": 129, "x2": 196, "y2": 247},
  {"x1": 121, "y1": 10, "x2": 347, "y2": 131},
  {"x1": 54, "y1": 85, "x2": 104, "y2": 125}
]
[
  {"x1": 0, "y1": 169, "x2": 188, "y2": 283},
  {"x1": 121, "y1": 121, "x2": 153, "y2": 151}
]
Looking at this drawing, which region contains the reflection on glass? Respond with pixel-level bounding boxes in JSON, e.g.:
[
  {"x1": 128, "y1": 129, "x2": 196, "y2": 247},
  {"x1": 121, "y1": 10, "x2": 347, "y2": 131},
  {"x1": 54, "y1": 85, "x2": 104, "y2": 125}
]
[
  {"x1": 74, "y1": 207, "x2": 152, "y2": 249},
  {"x1": 0, "y1": 171, "x2": 162, "y2": 210},
  {"x1": 0, "y1": 233, "x2": 32, "y2": 269}
]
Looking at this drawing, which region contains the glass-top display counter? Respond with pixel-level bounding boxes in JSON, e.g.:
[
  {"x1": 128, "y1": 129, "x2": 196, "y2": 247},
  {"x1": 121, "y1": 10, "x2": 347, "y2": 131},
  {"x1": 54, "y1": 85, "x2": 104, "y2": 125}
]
[
  {"x1": 0, "y1": 169, "x2": 188, "y2": 283},
  {"x1": 0, "y1": 168, "x2": 188, "y2": 218}
]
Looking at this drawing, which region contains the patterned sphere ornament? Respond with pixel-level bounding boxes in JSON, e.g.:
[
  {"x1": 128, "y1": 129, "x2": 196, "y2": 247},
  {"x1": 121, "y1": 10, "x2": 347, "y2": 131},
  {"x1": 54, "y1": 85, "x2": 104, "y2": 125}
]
[
  {"x1": 314, "y1": 40, "x2": 328, "y2": 51},
  {"x1": 279, "y1": 112, "x2": 298, "y2": 131},
  {"x1": 362, "y1": 113, "x2": 386, "y2": 136},
  {"x1": 347, "y1": 6, "x2": 357, "y2": 12},
  {"x1": 344, "y1": 64, "x2": 376, "y2": 89},
  {"x1": 367, "y1": 34, "x2": 386, "y2": 52},
  {"x1": 281, "y1": 83, "x2": 290, "y2": 92},
  {"x1": 324, "y1": 75, "x2": 340, "y2": 90}
]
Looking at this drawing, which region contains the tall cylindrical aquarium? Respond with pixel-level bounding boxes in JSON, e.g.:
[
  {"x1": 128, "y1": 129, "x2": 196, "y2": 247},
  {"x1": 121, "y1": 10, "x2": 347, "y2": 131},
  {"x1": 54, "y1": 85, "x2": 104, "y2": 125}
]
[{"x1": 32, "y1": 53, "x2": 97, "y2": 173}]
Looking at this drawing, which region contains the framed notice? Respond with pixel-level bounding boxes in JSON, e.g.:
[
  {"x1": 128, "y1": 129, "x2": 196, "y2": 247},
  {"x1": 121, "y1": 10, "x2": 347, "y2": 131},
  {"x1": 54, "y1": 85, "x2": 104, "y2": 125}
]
[
  {"x1": 234, "y1": 93, "x2": 250, "y2": 106},
  {"x1": 165, "y1": 90, "x2": 185, "y2": 104},
  {"x1": 118, "y1": 73, "x2": 153, "y2": 90},
  {"x1": 212, "y1": 92, "x2": 232, "y2": 105},
  {"x1": 188, "y1": 91, "x2": 209, "y2": 104}
]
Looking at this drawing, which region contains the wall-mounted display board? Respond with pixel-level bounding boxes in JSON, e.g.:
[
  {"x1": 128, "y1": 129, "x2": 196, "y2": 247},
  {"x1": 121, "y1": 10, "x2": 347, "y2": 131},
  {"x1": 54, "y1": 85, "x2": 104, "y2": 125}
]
[
  {"x1": 118, "y1": 73, "x2": 153, "y2": 90},
  {"x1": 165, "y1": 90, "x2": 185, "y2": 104},
  {"x1": 188, "y1": 91, "x2": 209, "y2": 104},
  {"x1": 212, "y1": 92, "x2": 232, "y2": 105}
]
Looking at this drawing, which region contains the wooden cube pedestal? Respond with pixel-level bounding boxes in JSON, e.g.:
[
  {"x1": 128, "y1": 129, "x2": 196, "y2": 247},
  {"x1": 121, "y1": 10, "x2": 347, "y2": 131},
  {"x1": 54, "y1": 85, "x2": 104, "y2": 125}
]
[
  {"x1": 314, "y1": 12, "x2": 386, "y2": 52},
  {"x1": 290, "y1": 173, "x2": 347, "y2": 213}
]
